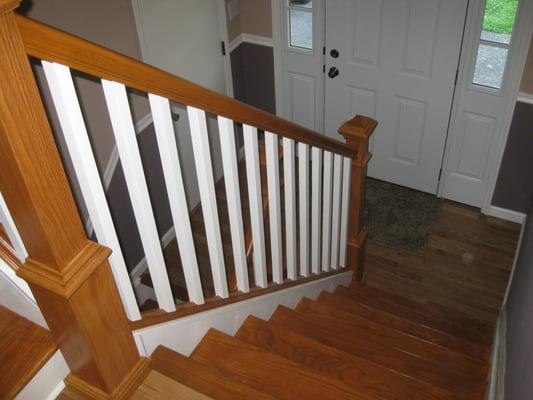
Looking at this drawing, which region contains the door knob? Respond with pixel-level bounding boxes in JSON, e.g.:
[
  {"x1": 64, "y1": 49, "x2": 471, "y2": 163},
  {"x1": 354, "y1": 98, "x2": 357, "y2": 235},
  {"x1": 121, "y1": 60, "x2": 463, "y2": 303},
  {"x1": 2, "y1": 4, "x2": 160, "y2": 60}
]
[
  {"x1": 328, "y1": 67, "x2": 339, "y2": 79},
  {"x1": 330, "y1": 49, "x2": 339, "y2": 58}
]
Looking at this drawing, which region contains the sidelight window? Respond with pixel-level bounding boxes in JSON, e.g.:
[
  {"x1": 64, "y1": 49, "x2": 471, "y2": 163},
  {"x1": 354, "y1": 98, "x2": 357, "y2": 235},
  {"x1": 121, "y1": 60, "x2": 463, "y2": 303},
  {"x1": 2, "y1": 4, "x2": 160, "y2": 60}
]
[{"x1": 472, "y1": 0, "x2": 519, "y2": 89}]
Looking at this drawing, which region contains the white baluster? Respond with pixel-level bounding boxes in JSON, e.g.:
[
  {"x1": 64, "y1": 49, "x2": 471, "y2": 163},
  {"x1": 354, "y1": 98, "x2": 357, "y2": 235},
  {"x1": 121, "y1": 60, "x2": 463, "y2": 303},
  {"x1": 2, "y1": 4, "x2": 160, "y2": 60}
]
[
  {"x1": 149, "y1": 94, "x2": 204, "y2": 304},
  {"x1": 330, "y1": 154, "x2": 343, "y2": 269},
  {"x1": 339, "y1": 157, "x2": 352, "y2": 268},
  {"x1": 243, "y1": 125, "x2": 267, "y2": 288},
  {"x1": 265, "y1": 132, "x2": 283, "y2": 284},
  {"x1": 43, "y1": 62, "x2": 141, "y2": 320},
  {"x1": 311, "y1": 147, "x2": 323, "y2": 274},
  {"x1": 102, "y1": 79, "x2": 175, "y2": 312},
  {"x1": 218, "y1": 117, "x2": 249, "y2": 292},
  {"x1": 283, "y1": 138, "x2": 297, "y2": 280},
  {"x1": 187, "y1": 106, "x2": 229, "y2": 298},
  {"x1": 321, "y1": 151, "x2": 333, "y2": 272},
  {"x1": 0, "y1": 192, "x2": 28, "y2": 263},
  {"x1": 298, "y1": 143, "x2": 310, "y2": 277}
]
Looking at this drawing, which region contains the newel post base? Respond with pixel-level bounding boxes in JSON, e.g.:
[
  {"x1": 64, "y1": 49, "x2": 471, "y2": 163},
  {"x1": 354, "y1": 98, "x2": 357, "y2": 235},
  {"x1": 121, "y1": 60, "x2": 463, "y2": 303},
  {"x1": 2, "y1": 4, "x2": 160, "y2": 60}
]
[
  {"x1": 0, "y1": 1, "x2": 150, "y2": 398},
  {"x1": 339, "y1": 115, "x2": 377, "y2": 282}
]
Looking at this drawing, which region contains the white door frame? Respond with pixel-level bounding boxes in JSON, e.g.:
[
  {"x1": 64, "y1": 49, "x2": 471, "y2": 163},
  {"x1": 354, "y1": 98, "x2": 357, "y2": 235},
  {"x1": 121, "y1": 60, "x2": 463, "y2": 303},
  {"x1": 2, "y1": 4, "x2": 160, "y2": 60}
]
[
  {"x1": 273, "y1": 0, "x2": 533, "y2": 214},
  {"x1": 438, "y1": 0, "x2": 533, "y2": 215},
  {"x1": 131, "y1": 0, "x2": 234, "y2": 98}
]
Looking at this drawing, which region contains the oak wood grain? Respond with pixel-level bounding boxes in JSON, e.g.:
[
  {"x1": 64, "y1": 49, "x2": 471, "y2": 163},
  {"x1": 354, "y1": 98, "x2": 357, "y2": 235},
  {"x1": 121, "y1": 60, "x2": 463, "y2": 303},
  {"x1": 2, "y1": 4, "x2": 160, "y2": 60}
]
[{"x1": 0, "y1": 306, "x2": 57, "y2": 399}]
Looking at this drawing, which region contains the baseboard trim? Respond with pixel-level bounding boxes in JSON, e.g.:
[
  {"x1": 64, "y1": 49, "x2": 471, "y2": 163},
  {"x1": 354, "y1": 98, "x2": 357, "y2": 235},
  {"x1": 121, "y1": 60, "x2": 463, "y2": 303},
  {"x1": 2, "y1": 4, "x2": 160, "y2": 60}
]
[
  {"x1": 483, "y1": 205, "x2": 526, "y2": 224},
  {"x1": 229, "y1": 33, "x2": 274, "y2": 53},
  {"x1": 487, "y1": 308, "x2": 506, "y2": 400},
  {"x1": 517, "y1": 91, "x2": 533, "y2": 105},
  {"x1": 133, "y1": 271, "x2": 352, "y2": 357}
]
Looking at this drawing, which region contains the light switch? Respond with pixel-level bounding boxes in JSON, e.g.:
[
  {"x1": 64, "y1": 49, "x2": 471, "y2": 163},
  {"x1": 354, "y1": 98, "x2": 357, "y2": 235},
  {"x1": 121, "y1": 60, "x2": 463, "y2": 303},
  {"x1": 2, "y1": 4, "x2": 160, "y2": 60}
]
[{"x1": 228, "y1": 0, "x2": 240, "y2": 21}]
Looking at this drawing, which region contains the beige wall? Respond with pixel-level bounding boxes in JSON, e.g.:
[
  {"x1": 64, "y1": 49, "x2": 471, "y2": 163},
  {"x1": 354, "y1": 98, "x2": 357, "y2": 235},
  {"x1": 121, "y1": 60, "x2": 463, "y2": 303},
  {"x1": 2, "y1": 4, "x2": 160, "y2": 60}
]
[
  {"x1": 225, "y1": 0, "x2": 272, "y2": 42},
  {"x1": 520, "y1": 37, "x2": 533, "y2": 95},
  {"x1": 23, "y1": 0, "x2": 149, "y2": 172}
]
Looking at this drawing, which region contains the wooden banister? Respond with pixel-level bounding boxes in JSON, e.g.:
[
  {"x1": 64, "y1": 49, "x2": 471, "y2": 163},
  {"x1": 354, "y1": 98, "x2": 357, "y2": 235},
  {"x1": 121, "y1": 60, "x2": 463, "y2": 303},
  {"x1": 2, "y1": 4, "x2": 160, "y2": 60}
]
[
  {"x1": 15, "y1": 15, "x2": 353, "y2": 158},
  {"x1": 339, "y1": 115, "x2": 378, "y2": 281},
  {"x1": 0, "y1": 2, "x2": 150, "y2": 398}
]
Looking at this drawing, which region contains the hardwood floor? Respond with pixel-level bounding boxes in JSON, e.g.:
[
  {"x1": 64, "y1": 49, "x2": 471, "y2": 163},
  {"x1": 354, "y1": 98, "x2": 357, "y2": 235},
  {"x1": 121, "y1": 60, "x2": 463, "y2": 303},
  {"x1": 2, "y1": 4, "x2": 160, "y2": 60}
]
[
  {"x1": 0, "y1": 306, "x2": 57, "y2": 399},
  {"x1": 364, "y1": 200, "x2": 521, "y2": 324}
]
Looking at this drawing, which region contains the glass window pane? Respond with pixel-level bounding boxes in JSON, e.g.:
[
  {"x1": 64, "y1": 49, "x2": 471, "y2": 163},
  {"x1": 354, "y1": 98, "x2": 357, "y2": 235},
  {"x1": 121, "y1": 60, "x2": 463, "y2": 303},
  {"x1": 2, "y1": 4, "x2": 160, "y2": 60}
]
[
  {"x1": 290, "y1": 0, "x2": 313, "y2": 9},
  {"x1": 289, "y1": 9, "x2": 312, "y2": 50},
  {"x1": 482, "y1": 0, "x2": 518, "y2": 43},
  {"x1": 473, "y1": 44, "x2": 508, "y2": 89}
]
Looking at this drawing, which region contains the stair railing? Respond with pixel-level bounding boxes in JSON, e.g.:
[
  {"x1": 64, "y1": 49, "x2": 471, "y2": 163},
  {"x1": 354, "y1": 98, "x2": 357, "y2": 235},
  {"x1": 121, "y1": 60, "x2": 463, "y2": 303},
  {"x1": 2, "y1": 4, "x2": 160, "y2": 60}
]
[{"x1": 0, "y1": 3, "x2": 376, "y2": 397}]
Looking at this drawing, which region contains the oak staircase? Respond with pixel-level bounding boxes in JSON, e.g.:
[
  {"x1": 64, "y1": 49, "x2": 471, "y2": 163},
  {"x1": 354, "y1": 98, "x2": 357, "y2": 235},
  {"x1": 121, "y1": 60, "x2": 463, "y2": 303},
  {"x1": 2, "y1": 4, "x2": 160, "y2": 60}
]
[
  {"x1": 138, "y1": 282, "x2": 491, "y2": 400},
  {"x1": 0, "y1": 2, "x2": 495, "y2": 399}
]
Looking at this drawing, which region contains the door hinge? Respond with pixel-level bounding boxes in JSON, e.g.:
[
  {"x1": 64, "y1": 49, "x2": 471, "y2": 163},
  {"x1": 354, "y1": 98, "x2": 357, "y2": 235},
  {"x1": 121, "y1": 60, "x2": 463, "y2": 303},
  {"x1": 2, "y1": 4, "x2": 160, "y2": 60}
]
[
  {"x1": 438, "y1": 168, "x2": 443, "y2": 181},
  {"x1": 454, "y1": 69, "x2": 459, "y2": 86},
  {"x1": 323, "y1": 64, "x2": 325, "y2": 73},
  {"x1": 323, "y1": 46, "x2": 326, "y2": 55},
  {"x1": 221, "y1": 41, "x2": 226, "y2": 56}
]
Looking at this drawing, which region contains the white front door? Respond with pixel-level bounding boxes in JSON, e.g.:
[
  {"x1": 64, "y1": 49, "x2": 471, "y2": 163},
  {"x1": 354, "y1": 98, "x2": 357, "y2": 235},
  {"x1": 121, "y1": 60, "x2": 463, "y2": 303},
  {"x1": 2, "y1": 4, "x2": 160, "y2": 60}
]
[
  {"x1": 324, "y1": 0, "x2": 468, "y2": 193},
  {"x1": 277, "y1": 0, "x2": 325, "y2": 131}
]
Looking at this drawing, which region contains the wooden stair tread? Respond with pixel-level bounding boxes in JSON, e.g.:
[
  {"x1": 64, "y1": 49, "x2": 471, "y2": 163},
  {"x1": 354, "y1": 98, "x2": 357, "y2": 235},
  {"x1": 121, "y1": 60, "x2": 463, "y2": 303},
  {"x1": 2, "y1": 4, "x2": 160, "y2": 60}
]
[
  {"x1": 151, "y1": 345, "x2": 273, "y2": 399},
  {"x1": 236, "y1": 315, "x2": 468, "y2": 400},
  {"x1": 191, "y1": 328, "x2": 375, "y2": 399},
  {"x1": 317, "y1": 291, "x2": 490, "y2": 361},
  {"x1": 296, "y1": 297, "x2": 488, "y2": 377},
  {"x1": 0, "y1": 306, "x2": 57, "y2": 399},
  {"x1": 269, "y1": 305, "x2": 486, "y2": 397},
  {"x1": 337, "y1": 284, "x2": 493, "y2": 346}
]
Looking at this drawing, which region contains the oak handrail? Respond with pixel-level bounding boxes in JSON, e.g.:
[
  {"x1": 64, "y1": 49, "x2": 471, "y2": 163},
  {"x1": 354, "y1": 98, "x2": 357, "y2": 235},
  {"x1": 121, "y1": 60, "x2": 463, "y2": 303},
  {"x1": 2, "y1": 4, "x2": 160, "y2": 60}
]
[{"x1": 15, "y1": 15, "x2": 354, "y2": 158}]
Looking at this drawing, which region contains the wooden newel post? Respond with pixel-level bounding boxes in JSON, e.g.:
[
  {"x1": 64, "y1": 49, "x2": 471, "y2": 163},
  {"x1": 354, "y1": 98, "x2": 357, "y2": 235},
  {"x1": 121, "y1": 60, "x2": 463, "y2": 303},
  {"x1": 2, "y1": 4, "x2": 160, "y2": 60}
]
[
  {"x1": 0, "y1": 2, "x2": 149, "y2": 398},
  {"x1": 339, "y1": 115, "x2": 377, "y2": 282}
]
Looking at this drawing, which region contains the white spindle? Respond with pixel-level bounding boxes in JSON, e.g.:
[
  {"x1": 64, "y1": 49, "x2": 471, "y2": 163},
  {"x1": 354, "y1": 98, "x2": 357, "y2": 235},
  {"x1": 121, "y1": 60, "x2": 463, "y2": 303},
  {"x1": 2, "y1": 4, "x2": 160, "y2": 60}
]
[
  {"x1": 0, "y1": 192, "x2": 28, "y2": 263},
  {"x1": 243, "y1": 125, "x2": 267, "y2": 288},
  {"x1": 321, "y1": 151, "x2": 334, "y2": 272},
  {"x1": 283, "y1": 138, "x2": 297, "y2": 280},
  {"x1": 218, "y1": 117, "x2": 249, "y2": 292},
  {"x1": 311, "y1": 147, "x2": 322, "y2": 274},
  {"x1": 330, "y1": 154, "x2": 343, "y2": 269},
  {"x1": 102, "y1": 79, "x2": 175, "y2": 312},
  {"x1": 265, "y1": 132, "x2": 283, "y2": 284},
  {"x1": 339, "y1": 157, "x2": 352, "y2": 268},
  {"x1": 298, "y1": 143, "x2": 310, "y2": 277},
  {"x1": 149, "y1": 94, "x2": 204, "y2": 304},
  {"x1": 187, "y1": 106, "x2": 229, "y2": 298},
  {"x1": 42, "y1": 62, "x2": 141, "y2": 320}
]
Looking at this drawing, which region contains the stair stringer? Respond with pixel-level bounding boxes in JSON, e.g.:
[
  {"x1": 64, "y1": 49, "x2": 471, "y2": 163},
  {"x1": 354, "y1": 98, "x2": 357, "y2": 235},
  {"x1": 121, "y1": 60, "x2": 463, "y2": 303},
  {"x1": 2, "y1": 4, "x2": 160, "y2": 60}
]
[{"x1": 132, "y1": 271, "x2": 352, "y2": 357}]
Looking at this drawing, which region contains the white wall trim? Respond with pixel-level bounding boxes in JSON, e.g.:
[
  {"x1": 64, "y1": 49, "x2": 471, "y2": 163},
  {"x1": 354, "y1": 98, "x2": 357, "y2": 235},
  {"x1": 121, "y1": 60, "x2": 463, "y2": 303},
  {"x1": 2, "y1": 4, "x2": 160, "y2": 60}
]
[
  {"x1": 228, "y1": 33, "x2": 274, "y2": 53},
  {"x1": 517, "y1": 91, "x2": 533, "y2": 105},
  {"x1": 487, "y1": 309, "x2": 506, "y2": 400},
  {"x1": 133, "y1": 271, "x2": 352, "y2": 357},
  {"x1": 271, "y1": 0, "x2": 284, "y2": 117},
  {"x1": 483, "y1": 205, "x2": 526, "y2": 224},
  {"x1": 15, "y1": 350, "x2": 69, "y2": 400},
  {"x1": 503, "y1": 216, "x2": 527, "y2": 305}
]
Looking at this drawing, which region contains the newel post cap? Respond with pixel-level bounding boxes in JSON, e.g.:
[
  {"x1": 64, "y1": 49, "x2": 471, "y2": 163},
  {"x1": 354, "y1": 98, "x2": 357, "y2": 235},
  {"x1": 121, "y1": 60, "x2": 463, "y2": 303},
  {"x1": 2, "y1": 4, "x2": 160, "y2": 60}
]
[
  {"x1": 338, "y1": 115, "x2": 378, "y2": 143},
  {"x1": 0, "y1": 0, "x2": 20, "y2": 14}
]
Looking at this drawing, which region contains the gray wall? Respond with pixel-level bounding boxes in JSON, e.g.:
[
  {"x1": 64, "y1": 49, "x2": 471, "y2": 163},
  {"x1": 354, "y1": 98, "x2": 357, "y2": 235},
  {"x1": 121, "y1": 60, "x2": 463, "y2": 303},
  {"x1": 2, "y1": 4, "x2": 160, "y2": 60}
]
[
  {"x1": 505, "y1": 205, "x2": 533, "y2": 399},
  {"x1": 492, "y1": 102, "x2": 533, "y2": 213},
  {"x1": 231, "y1": 43, "x2": 276, "y2": 114}
]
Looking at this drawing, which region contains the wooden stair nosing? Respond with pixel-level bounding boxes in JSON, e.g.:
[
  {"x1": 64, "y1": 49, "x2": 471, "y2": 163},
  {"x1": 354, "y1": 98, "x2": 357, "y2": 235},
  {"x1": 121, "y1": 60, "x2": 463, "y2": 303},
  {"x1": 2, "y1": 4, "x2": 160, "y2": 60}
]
[
  {"x1": 236, "y1": 315, "x2": 474, "y2": 400},
  {"x1": 150, "y1": 346, "x2": 274, "y2": 400},
  {"x1": 191, "y1": 328, "x2": 377, "y2": 400},
  {"x1": 296, "y1": 297, "x2": 489, "y2": 377},
  {"x1": 317, "y1": 291, "x2": 490, "y2": 362},
  {"x1": 268, "y1": 305, "x2": 486, "y2": 397}
]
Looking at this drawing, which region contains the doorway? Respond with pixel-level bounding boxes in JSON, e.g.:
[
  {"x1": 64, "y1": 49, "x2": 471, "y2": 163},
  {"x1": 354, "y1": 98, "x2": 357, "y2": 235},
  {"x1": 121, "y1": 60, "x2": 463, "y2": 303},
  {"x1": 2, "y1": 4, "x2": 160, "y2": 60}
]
[{"x1": 273, "y1": 0, "x2": 532, "y2": 207}]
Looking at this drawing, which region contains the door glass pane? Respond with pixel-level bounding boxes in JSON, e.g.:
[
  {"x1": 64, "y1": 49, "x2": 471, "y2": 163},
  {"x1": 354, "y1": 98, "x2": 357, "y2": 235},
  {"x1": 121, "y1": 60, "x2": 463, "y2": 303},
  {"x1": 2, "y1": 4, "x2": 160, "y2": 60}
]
[
  {"x1": 473, "y1": 44, "x2": 508, "y2": 89},
  {"x1": 289, "y1": 0, "x2": 313, "y2": 9},
  {"x1": 289, "y1": 9, "x2": 312, "y2": 49},
  {"x1": 481, "y1": 0, "x2": 518, "y2": 43}
]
